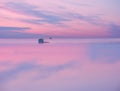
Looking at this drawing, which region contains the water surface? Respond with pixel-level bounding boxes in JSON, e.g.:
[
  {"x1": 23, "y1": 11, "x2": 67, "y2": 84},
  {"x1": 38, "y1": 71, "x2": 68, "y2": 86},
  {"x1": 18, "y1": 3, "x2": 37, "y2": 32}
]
[{"x1": 0, "y1": 39, "x2": 120, "y2": 91}]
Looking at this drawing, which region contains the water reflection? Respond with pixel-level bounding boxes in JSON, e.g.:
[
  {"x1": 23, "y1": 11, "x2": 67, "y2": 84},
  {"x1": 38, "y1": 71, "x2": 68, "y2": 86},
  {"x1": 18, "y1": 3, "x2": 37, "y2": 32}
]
[
  {"x1": 0, "y1": 39, "x2": 120, "y2": 91},
  {"x1": 89, "y1": 43, "x2": 120, "y2": 63}
]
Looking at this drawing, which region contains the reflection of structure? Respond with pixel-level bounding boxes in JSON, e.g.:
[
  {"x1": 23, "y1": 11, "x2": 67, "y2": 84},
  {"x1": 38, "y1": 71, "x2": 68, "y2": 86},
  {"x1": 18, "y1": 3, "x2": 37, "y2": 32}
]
[
  {"x1": 49, "y1": 37, "x2": 52, "y2": 39},
  {"x1": 38, "y1": 38, "x2": 44, "y2": 44}
]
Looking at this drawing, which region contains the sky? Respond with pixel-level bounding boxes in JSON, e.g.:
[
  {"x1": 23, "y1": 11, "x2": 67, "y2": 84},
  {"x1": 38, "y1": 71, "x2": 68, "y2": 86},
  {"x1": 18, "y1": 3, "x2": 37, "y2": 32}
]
[{"x1": 0, "y1": 0, "x2": 120, "y2": 38}]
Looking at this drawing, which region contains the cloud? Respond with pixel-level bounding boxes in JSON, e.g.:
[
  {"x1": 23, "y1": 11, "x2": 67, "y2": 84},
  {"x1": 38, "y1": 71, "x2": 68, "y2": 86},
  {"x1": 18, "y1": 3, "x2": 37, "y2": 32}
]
[
  {"x1": 0, "y1": 26, "x2": 46, "y2": 38},
  {"x1": 1, "y1": 1, "x2": 120, "y2": 38},
  {"x1": 21, "y1": 18, "x2": 68, "y2": 25},
  {"x1": 5, "y1": 2, "x2": 68, "y2": 24},
  {"x1": 0, "y1": 26, "x2": 44, "y2": 38},
  {"x1": 4, "y1": 2, "x2": 101, "y2": 25},
  {"x1": 108, "y1": 23, "x2": 120, "y2": 37},
  {"x1": 0, "y1": 26, "x2": 30, "y2": 31},
  {"x1": 66, "y1": 12, "x2": 103, "y2": 25},
  {"x1": 0, "y1": 31, "x2": 46, "y2": 38}
]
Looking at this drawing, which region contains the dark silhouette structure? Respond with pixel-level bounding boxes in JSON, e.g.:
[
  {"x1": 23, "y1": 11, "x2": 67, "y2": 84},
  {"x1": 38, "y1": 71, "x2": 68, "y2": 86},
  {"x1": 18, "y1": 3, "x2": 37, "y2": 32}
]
[{"x1": 38, "y1": 38, "x2": 44, "y2": 44}]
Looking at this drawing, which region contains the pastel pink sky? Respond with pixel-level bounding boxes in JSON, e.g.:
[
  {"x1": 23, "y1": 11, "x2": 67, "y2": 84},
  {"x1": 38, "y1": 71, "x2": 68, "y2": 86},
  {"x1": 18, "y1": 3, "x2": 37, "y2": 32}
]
[{"x1": 0, "y1": 0, "x2": 120, "y2": 38}]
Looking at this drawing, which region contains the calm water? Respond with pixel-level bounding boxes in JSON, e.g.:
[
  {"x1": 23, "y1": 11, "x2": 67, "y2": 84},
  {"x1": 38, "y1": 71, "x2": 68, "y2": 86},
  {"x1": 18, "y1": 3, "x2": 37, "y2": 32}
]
[{"x1": 0, "y1": 39, "x2": 120, "y2": 91}]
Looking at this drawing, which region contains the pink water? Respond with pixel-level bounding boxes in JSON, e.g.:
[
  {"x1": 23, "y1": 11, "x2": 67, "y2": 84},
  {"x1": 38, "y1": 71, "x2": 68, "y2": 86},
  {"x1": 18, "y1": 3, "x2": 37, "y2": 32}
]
[{"x1": 0, "y1": 39, "x2": 120, "y2": 91}]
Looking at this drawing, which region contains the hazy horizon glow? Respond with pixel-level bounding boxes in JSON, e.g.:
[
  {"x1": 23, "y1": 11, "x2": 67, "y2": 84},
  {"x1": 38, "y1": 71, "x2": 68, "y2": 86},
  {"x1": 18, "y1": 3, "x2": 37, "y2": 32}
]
[{"x1": 0, "y1": 0, "x2": 120, "y2": 38}]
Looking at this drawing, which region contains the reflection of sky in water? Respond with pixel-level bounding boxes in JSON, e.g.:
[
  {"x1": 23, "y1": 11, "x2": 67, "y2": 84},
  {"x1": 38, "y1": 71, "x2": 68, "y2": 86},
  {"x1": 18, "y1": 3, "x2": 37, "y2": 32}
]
[
  {"x1": 89, "y1": 43, "x2": 120, "y2": 63},
  {"x1": 0, "y1": 39, "x2": 120, "y2": 91}
]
